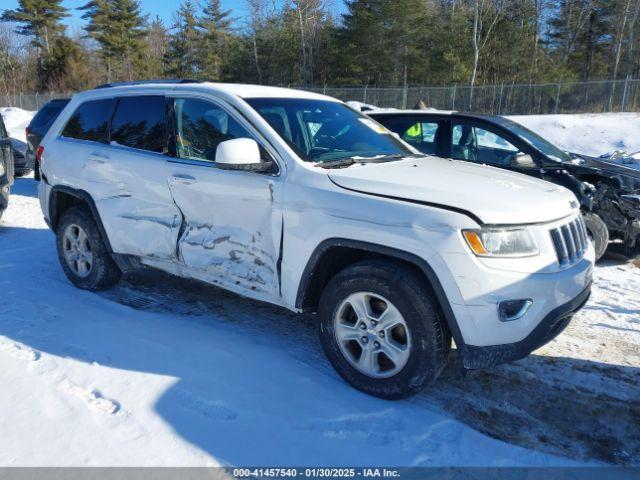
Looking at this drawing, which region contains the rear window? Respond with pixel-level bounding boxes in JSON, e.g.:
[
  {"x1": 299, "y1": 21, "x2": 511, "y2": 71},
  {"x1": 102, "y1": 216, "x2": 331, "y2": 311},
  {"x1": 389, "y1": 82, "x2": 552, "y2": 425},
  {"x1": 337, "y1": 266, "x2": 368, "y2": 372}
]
[
  {"x1": 110, "y1": 96, "x2": 167, "y2": 153},
  {"x1": 31, "y1": 101, "x2": 68, "y2": 130},
  {"x1": 61, "y1": 99, "x2": 116, "y2": 143}
]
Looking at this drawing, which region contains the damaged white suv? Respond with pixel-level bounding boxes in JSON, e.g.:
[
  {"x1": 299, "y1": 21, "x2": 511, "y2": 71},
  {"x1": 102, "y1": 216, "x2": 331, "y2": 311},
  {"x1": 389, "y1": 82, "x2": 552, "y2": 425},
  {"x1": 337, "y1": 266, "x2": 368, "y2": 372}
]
[{"x1": 38, "y1": 81, "x2": 593, "y2": 398}]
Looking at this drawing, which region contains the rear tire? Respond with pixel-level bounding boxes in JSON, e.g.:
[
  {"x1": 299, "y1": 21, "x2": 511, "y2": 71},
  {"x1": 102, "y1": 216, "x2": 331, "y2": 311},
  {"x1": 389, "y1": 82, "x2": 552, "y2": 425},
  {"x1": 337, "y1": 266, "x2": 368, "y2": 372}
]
[
  {"x1": 56, "y1": 205, "x2": 121, "y2": 291},
  {"x1": 583, "y1": 212, "x2": 609, "y2": 262},
  {"x1": 318, "y1": 260, "x2": 451, "y2": 399}
]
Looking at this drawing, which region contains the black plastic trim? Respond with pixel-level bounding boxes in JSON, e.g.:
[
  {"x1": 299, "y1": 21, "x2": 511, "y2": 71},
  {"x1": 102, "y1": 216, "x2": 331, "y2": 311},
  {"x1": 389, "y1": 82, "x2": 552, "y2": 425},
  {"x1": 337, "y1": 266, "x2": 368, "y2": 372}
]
[
  {"x1": 48, "y1": 185, "x2": 114, "y2": 253},
  {"x1": 295, "y1": 238, "x2": 466, "y2": 348},
  {"x1": 459, "y1": 282, "x2": 592, "y2": 369},
  {"x1": 327, "y1": 176, "x2": 484, "y2": 225}
]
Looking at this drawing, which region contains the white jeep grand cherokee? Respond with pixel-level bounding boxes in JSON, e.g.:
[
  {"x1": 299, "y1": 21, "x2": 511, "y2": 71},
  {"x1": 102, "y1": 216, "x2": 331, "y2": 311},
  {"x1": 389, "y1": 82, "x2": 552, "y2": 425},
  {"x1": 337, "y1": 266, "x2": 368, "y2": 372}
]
[{"x1": 38, "y1": 81, "x2": 593, "y2": 398}]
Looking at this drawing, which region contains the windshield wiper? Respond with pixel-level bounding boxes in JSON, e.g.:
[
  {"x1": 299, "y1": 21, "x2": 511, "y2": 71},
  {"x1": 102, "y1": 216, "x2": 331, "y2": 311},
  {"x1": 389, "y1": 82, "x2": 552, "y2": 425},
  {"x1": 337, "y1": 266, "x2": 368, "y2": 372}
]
[{"x1": 318, "y1": 154, "x2": 411, "y2": 169}]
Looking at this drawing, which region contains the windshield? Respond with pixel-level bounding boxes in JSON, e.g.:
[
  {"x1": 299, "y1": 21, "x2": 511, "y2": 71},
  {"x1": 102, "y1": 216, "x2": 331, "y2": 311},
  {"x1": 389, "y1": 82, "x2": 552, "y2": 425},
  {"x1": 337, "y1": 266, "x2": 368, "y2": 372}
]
[
  {"x1": 245, "y1": 98, "x2": 414, "y2": 163},
  {"x1": 497, "y1": 118, "x2": 571, "y2": 163}
]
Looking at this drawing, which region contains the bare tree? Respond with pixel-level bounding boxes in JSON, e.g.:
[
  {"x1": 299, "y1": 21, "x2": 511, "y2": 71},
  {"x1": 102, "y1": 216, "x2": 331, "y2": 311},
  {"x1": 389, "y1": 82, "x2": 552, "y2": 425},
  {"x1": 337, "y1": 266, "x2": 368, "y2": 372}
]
[
  {"x1": 469, "y1": 0, "x2": 503, "y2": 108},
  {"x1": 246, "y1": 0, "x2": 264, "y2": 83}
]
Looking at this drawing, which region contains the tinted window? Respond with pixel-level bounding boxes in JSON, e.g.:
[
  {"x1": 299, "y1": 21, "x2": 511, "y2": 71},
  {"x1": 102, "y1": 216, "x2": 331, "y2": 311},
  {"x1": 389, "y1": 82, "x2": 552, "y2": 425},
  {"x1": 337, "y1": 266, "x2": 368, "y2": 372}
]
[
  {"x1": 174, "y1": 98, "x2": 254, "y2": 162},
  {"x1": 31, "y1": 101, "x2": 69, "y2": 130},
  {"x1": 110, "y1": 96, "x2": 167, "y2": 153},
  {"x1": 61, "y1": 99, "x2": 115, "y2": 143}
]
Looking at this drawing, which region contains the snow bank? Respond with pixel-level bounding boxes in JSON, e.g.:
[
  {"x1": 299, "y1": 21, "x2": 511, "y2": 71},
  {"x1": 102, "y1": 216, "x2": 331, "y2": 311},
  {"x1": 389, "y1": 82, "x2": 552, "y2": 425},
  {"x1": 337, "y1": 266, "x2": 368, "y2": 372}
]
[
  {"x1": 508, "y1": 113, "x2": 640, "y2": 158},
  {"x1": 0, "y1": 107, "x2": 34, "y2": 143}
]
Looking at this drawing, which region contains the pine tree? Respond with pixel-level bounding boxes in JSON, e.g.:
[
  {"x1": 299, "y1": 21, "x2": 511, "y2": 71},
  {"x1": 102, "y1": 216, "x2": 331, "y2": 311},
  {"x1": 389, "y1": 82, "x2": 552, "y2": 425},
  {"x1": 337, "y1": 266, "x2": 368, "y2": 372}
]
[
  {"x1": 79, "y1": 0, "x2": 147, "y2": 82},
  {"x1": 1, "y1": 0, "x2": 68, "y2": 55},
  {"x1": 198, "y1": 0, "x2": 232, "y2": 80},
  {"x1": 1, "y1": 0, "x2": 69, "y2": 89},
  {"x1": 337, "y1": 0, "x2": 431, "y2": 87},
  {"x1": 164, "y1": 1, "x2": 203, "y2": 79}
]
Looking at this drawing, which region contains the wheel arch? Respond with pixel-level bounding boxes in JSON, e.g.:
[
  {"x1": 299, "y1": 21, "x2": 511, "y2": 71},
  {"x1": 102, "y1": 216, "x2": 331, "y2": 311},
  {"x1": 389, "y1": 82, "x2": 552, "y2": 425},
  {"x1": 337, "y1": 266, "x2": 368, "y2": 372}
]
[
  {"x1": 295, "y1": 238, "x2": 465, "y2": 348},
  {"x1": 49, "y1": 185, "x2": 114, "y2": 253}
]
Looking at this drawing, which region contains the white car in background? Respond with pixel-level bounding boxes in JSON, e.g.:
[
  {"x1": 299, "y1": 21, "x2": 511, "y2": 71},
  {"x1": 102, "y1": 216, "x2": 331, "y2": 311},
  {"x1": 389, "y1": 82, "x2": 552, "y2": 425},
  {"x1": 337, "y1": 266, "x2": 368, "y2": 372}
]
[{"x1": 37, "y1": 81, "x2": 593, "y2": 398}]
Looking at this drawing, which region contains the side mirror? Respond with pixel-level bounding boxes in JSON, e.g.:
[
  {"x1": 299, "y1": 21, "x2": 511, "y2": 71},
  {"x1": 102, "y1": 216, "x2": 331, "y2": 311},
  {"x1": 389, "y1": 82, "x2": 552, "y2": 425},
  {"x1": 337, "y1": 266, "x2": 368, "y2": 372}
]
[
  {"x1": 509, "y1": 152, "x2": 537, "y2": 169},
  {"x1": 215, "y1": 138, "x2": 272, "y2": 172}
]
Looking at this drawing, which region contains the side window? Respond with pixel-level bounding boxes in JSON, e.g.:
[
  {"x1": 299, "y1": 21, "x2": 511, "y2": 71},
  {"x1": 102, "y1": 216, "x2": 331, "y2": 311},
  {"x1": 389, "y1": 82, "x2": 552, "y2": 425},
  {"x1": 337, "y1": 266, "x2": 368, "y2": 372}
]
[
  {"x1": 110, "y1": 96, "x2": 167, "y2": 153},
  {"x1": 402, "y1": 121, "x2": 439, "y2": 154},
  {"x1": 61, "y1": 99, "x2": 115, "y2": 143},
  {"x1": 451, "y1": 123, "x2": 518, "y2": 166},
  {"x1": 475, "y1": 127, "x2": 518, "y2": 153},
  {"x1": 451, "y1": 124, "x2": 476, "y2": 161},
  {"x1": 173, "y1": 98, "x2": 254, "y2": 162}
]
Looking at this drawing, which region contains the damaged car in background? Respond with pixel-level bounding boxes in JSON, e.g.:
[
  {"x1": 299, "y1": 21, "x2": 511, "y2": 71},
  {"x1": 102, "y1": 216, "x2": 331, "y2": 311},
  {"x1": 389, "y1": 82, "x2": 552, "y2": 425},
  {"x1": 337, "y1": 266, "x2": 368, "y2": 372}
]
[
  {"x1": 369, "y1": 110, "x2": 640, "y2": 259},
  {"x1": 37, "y1": 81, "x2": 593, "y2": 399}
]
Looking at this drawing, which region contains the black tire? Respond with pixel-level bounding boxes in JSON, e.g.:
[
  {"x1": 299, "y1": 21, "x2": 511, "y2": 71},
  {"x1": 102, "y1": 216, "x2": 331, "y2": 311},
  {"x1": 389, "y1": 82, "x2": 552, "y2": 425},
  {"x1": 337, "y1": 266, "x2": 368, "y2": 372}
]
[
  {"x1": 583, "y1": 212, "x2": 609, "y2": 262},
  {"x1": 318, "y1": 260, "x2": 451, "y2": 399},
  {"x1": 56, "y1": 205, "x2": 121, "y2": 291}
]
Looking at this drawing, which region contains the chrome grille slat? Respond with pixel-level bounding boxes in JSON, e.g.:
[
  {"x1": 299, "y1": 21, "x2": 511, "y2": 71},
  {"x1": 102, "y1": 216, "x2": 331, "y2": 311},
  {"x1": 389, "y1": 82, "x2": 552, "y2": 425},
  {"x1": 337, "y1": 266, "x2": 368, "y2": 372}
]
[{"x1": 550, "y1": 216, "x2": 588, "y2": 267}]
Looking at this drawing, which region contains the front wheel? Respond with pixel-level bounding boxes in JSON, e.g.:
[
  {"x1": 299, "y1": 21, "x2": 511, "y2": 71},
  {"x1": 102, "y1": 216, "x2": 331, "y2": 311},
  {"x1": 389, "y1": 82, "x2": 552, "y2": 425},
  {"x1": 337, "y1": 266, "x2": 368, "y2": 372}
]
[
  {"x1": 318, "y1": 260, "x2": 451, "y2": 399},
  {"x1": 583, "y1": 212, "x2": 609, "y2": 262}
]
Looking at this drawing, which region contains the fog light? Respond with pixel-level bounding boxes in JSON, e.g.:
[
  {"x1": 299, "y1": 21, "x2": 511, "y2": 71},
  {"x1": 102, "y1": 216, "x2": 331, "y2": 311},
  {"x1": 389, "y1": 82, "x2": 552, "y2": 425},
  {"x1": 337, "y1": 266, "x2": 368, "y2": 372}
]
[{"x1": 498, "y1": 299, "x2": 532, "y2": 322}]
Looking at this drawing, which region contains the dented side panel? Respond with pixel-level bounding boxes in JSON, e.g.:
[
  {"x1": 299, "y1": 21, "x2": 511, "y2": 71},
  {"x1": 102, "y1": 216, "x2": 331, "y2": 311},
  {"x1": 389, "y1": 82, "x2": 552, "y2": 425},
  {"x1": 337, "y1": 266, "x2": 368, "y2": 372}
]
[
  {"x1": 87, "y1": 144, "x2": 182, "y2": 258},
  {"x1": 166, "y1": 163, "x2": 282, "y2": 301},
  {"x1": 45, "y1": 138, "x2": 182, "y2": 259}
]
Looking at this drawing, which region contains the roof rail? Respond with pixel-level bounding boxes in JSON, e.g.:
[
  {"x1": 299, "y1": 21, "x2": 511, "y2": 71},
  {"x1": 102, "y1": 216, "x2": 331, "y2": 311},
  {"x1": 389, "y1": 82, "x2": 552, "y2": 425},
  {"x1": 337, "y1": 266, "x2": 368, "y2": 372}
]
[{"x1": 95, "y1": 79, "x2": 202, "y2": 89}]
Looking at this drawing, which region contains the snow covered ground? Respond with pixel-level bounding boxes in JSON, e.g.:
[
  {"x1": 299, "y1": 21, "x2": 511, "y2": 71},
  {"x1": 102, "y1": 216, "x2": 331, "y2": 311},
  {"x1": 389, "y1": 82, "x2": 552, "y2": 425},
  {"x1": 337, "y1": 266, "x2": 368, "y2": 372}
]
[
  {"x1": 0, "y1": 107, "x2": 639, "y2": 466},
  {"x1": 1, "y1": 178, "x2": 638, "y2": 467},
  {"x1": 511, "y1": 113, "x2": 640, "y2": 160}
]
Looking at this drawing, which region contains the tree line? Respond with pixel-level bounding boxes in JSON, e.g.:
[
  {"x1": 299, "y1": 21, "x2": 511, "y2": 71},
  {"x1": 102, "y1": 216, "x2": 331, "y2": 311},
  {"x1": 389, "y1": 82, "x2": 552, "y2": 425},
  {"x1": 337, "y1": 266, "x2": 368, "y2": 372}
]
[{"x1": 1, "y1": 0, "x2": 639, "y2": 96}]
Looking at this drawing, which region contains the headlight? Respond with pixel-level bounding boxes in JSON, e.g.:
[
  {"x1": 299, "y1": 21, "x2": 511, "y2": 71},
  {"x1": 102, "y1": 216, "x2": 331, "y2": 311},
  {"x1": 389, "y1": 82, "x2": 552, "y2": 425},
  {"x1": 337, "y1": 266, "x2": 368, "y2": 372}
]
[{"x1": 462, "y1": 228, "x2": 538, "y2": 257}]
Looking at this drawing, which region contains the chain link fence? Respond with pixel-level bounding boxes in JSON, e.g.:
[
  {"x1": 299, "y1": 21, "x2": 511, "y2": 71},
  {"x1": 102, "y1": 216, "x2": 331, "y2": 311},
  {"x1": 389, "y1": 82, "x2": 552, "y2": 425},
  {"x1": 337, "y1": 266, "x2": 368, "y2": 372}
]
[
  {"x1": 1, "y1": 91, "x2": 73, "y2": 112},
  {"x1": 1, "y1": 79, "x2": 638, "y2": 114},
  {"x1": 309, "y1": 79, "x2": 640, "y2": 114}
]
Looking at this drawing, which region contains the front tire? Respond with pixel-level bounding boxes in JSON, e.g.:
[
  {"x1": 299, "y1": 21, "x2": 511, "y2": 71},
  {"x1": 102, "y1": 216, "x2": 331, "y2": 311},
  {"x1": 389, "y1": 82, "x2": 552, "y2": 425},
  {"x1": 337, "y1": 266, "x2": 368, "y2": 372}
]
[
  {"x1": 56, "y1": 205, "x2": 121, "y2": 291},
  {"x1": 583, "y1": 212, "x2": 609, "y2": 262},
  {"x1": 318, "y1": 260, "x2": 451, "y2": 399}
]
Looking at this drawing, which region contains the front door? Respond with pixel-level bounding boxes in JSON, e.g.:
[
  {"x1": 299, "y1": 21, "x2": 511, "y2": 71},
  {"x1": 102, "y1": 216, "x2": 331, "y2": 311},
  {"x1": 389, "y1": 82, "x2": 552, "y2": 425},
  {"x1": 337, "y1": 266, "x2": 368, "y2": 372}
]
[{"x1": 165, "y1": 96, "x2": 283, "y2": 301}]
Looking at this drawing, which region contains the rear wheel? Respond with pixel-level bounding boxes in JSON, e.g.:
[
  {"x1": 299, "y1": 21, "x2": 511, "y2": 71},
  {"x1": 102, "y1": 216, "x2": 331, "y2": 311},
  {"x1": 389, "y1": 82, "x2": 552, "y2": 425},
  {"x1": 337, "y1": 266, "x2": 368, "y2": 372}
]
[
  {"x1": 583, "y1": 212, "x2": 609, "y2": 262},
  {"x1": 56, "y1": 205, "x2": 121, "y2": 291},
  {"x1": 318, "y1": 260, "x2": 451, "y2": 399}
]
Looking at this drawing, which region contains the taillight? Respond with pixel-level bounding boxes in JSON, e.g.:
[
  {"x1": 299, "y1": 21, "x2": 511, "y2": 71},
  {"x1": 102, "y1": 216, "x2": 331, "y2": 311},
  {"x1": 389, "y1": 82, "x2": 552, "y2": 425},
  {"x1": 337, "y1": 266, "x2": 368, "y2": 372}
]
[{"x1": 36, "y1": 145, "x2": 44, "y2": 162}]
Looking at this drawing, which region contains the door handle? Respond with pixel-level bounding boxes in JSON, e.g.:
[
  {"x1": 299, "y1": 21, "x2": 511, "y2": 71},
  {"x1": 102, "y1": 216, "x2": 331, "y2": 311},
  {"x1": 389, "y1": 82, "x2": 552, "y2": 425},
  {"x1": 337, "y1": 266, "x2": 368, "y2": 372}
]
[
  {"x1": 171, "y1": 174, "x2": 196, "y2": 185},
  {"x1": 88, "y1": 153, "x2": 109, "y2": 164}
]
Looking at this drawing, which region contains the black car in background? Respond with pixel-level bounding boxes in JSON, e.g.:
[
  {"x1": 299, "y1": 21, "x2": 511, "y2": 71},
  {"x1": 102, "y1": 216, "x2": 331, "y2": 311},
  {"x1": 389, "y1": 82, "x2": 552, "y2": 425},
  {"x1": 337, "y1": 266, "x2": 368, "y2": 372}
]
[
  {"x1": 370, "y1": 110, "x2": 640, "y2": 259},
  {"x1": 0, "y1": 114, "x2": 14, "y2": 221},
  {"x1": 26, "y1": 98, "x2": 70, "y2": 180},
  {"x1": 11, "y1": 138, "x2": 29, "y2": 177}
]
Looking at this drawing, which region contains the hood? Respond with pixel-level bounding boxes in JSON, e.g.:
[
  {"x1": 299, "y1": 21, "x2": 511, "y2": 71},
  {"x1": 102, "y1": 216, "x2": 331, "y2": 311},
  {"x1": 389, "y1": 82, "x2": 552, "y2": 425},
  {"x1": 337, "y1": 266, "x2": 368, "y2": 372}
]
[
  {"x1": 570, "y1": 153, "x2": 640, "y2": 178},
  {"x1": 328, "y1": 157, "x2": 579, "y2": 225}
]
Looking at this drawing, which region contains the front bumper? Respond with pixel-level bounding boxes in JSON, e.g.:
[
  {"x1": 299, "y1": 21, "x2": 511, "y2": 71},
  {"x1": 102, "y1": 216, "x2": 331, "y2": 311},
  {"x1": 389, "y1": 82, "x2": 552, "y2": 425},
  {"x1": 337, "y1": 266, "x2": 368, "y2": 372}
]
[{"x1": 459, "y1": 282, "x2": 591, "y2": 369}]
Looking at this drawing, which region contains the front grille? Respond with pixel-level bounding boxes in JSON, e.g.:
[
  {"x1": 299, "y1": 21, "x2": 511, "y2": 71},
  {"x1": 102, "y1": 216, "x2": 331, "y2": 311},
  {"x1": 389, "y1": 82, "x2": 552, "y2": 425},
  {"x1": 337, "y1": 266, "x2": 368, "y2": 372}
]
[{"x1": 549, "y1": 216, "x2": 589, "y2": 266}]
